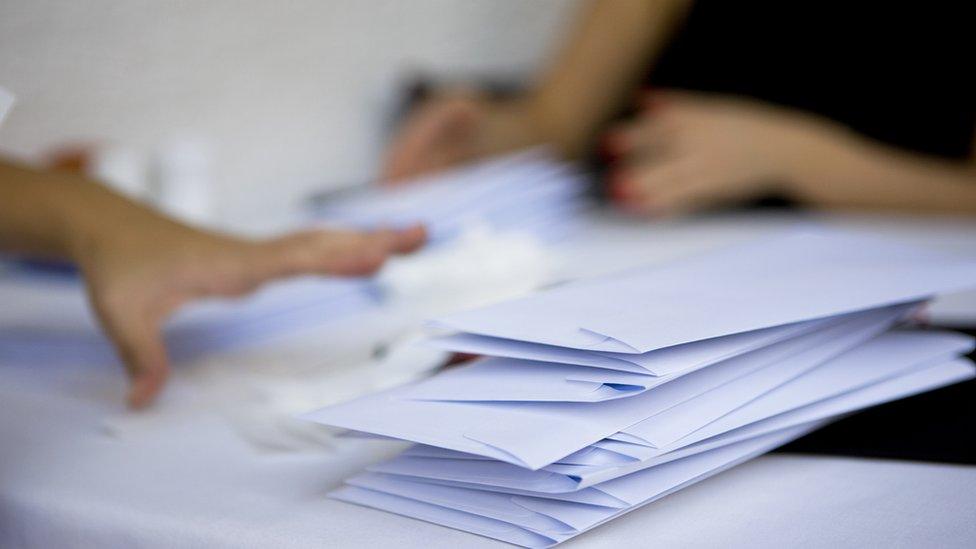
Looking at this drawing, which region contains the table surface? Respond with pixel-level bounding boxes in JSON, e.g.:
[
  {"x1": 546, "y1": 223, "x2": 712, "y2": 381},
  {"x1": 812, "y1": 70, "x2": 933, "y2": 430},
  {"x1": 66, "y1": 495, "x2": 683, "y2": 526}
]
[{"x1": 2, "y1": 211, "x2": 976, "y2": 548}]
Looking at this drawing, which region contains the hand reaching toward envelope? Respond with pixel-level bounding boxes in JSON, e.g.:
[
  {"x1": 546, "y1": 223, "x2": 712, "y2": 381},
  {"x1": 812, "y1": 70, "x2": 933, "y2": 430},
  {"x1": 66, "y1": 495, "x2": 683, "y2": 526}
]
[{"x1": 0, "y1": 159, "x2": 426, "y2": 408}]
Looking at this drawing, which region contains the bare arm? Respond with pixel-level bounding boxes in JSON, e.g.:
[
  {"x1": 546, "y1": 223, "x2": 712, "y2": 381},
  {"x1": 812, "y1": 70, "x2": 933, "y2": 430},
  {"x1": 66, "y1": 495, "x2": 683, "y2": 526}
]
[
  {"x1": 526, "y1": 0, "x2": 691, "y2": 157},
  {"x1": 608, "y1": 92, "x2": 976, "y2": 216},
  {"x1": 790, "y1": 125, "x2": 976, "y2": 214},
  {"x1": 0, "y1": 159, "x2": 425, "y2": 407}
]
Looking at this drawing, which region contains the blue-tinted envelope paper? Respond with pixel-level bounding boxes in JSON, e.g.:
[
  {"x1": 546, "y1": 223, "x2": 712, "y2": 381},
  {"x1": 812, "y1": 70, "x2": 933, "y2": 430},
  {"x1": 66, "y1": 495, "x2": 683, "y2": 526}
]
[{"x1": 432, "y1": 229, "x2": 976, "y2": 353}]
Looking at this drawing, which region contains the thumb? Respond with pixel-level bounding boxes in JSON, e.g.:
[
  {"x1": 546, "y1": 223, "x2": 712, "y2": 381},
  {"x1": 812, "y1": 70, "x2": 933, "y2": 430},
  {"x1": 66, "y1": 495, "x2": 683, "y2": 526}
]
[{"x1": 253, "y1": 224, "x2": 428, "y2": 280}]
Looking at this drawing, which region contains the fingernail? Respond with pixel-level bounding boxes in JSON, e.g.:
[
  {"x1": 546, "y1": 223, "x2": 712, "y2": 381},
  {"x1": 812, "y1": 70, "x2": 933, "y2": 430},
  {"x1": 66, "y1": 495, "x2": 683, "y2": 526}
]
[{"x1": 399, "y1": 224, "x2": 427, "y2": 242}]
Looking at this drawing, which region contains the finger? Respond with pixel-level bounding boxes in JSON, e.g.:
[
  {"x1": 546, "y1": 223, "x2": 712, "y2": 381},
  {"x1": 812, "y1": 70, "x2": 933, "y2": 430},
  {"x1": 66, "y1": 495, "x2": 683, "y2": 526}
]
[
  {"x1": 254, "y1": 225, "x2": 427, "y2": 280},
  {"x1": 635, "y1": 160, "x2": 746, "y2": 216},
  {"x1": 373, "y1": 224, "x2": 428, "y2": 255},
  {"x1": 609, "y1": 158, "x2": 697, "y2": 216},
  {"x1": 605, "y1": 115, "x2": 676, "y2": 165},
  {"x1": 91, "y1": 293, "x2": 170, "y2": 409}
]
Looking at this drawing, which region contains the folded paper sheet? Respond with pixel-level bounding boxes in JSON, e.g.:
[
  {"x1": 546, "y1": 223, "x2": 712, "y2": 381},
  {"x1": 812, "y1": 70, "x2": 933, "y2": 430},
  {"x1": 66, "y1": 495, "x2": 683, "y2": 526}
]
[{"x1": 431, "y1": 228, "x2": 976, "y2": 353}]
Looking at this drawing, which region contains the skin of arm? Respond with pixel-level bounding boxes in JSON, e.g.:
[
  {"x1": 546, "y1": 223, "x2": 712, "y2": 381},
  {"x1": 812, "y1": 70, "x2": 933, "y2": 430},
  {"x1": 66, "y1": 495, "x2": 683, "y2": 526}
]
[
  {"x1": 789, "y1": 122, "x2": 976, "y2": 215},
  {"x1": 520, "y1": 0, "x2": 691, "y2": 158},
  {"x1": 385, "y1": 0, "x2": 975, "y2": 216},
  {"x1": 380, "y1": 0, "x2": 690, "y2": 181},
  {"x1": 606, "y1": 91, "x2": 976, "y2": 216},
  {"x1": 0, "y1": 159, "x2": 426, "y2": 408}
]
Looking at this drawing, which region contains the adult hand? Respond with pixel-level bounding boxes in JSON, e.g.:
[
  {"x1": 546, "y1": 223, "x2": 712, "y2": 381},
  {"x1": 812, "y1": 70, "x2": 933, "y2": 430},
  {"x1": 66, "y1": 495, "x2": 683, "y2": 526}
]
[
  {"x1": 70, "y1": 207, "x2": 425, "y2": 408},
  {"x1": 605, "y1": 90, "x2": 820, "y2": 216},
  {"x1": 380, "y1": 90, "x2": 537, "y2": 184}
]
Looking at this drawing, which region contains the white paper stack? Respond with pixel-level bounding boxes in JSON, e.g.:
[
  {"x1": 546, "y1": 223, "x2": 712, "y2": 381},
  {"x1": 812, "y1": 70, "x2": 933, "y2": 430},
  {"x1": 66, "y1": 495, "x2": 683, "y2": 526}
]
[
  {"x1": 303, "y1": 229, "x2": 976, "y2": 547},
  {"x1": 0, "y1": 273, "x2": 376, "y2": 367},
  {"x1": 309, "y1": 149, "x2": 591, "y2": 244}
]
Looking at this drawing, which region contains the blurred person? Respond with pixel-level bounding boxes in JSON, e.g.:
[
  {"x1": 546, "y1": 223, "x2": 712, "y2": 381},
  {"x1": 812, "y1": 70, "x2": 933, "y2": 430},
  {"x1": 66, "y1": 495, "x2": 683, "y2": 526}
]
[
  {"x1": 0, "y1": 158, "x2": 426, "y2": 408},
  {"x1": 382, "y1": 0, "x2": 976, "y2": 216}
]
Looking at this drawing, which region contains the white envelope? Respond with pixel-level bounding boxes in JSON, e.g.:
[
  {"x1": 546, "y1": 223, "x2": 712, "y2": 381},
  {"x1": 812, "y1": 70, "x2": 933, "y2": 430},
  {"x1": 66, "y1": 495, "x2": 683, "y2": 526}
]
[
  {"x1": 347, "y1": 472, "x2": 616, "y2": 536},
  {"x1": 404, "y1": 305, "x2": 908, "y2": 404},
  {"x1": 332, "y1": 423, "x2": 822, "y2": 548},
  {"x1": 613, "y1": 304, "x2": 904, "y2": 447},
  {"x1": 374, "y1": 357, "x2": 975, "y2": 491},
  {"x1": 330, "y1": 484, "x2": 558, "y2": 548},
  {"x1": 432, "y1": 228, "x2": 976, "y2": 353},
  {"x1": 612, "y1": 329, "x2": 975, "y2": 450},
  {"x1": 424, "y1": 314, "x2": 836, "y2": 375},
  {"x1": 549, "y1": 358, "x2": 976, "y2": 486},
  {"x1": 347, "y1": 472, "x2": 588, "y2": 535},
  {"x1": 377, "y1": 477, "x2": 631, "y2": 508},
  {"x1": 302, "y1": 305, "x2": 902, "y2": 469},
  {"x1": 382, "y1": 326, "x2": 960, "y2": 468},
  {"x1": 403, "y1": 330, "x2": 974, "y2": 466}
]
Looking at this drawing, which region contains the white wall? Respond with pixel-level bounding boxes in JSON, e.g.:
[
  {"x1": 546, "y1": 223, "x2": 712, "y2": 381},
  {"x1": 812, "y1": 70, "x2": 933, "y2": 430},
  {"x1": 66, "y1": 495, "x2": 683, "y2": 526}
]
[{"x1": 0, "y1": 0, "x2": 579, "y2": 232}]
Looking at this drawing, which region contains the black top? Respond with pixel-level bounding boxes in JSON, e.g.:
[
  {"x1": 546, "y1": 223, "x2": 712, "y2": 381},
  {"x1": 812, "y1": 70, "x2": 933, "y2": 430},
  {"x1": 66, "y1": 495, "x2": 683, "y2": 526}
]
[
  {"x1": 648, "y1": 0, "x2": 975, "y2": 159},
  {"x1": 645, "y1": 4, "x2": 976, "y2": 465}
]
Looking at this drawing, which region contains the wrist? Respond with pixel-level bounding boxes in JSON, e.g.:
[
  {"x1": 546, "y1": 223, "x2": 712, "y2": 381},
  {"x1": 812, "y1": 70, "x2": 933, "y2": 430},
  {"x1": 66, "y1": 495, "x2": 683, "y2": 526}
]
[
  {"x1": 478, "y1": 97, "x2": 548, "y2": 157},
  {"x1": 53, "y1": 179, "x2": 116, "y2": 264}
]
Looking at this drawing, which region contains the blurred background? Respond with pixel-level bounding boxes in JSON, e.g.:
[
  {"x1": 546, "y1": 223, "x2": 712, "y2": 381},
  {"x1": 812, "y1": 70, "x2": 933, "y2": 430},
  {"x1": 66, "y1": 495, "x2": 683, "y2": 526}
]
[{"x1": 0, "y1": 0, "x2": 579, "y2": 233}]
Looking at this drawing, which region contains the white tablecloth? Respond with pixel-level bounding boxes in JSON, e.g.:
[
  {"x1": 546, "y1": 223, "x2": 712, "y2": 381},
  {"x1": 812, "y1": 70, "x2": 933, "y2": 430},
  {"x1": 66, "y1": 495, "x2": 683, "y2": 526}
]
[{"x1": 2, "y1": 212, "x2": 976, "y2": 548}]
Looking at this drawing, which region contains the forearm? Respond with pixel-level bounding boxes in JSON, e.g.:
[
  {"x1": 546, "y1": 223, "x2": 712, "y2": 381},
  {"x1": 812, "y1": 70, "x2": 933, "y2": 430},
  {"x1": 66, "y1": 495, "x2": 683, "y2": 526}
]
[
  {"x1": 534, "y1": 0, "x2": 689, "y2": 157},
  {"x1": 0, "y1": 159, "x2": 192, "y2": 260},
  {"x1": 786, "y1": 124, "x2": 976, "y2": 215},
  {"x1": 515, "y1": 0, "x2": 691, "y2": 158}
]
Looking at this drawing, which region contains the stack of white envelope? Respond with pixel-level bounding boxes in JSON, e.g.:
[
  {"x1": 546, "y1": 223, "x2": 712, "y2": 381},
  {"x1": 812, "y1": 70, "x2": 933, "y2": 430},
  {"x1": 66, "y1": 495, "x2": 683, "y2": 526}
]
[
  {"x1": 308, "y1": 149, "x2": 591, "y2": 244},
  {"x1": 302, "y1": 228, "x2": 976, "y2": 547}
]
